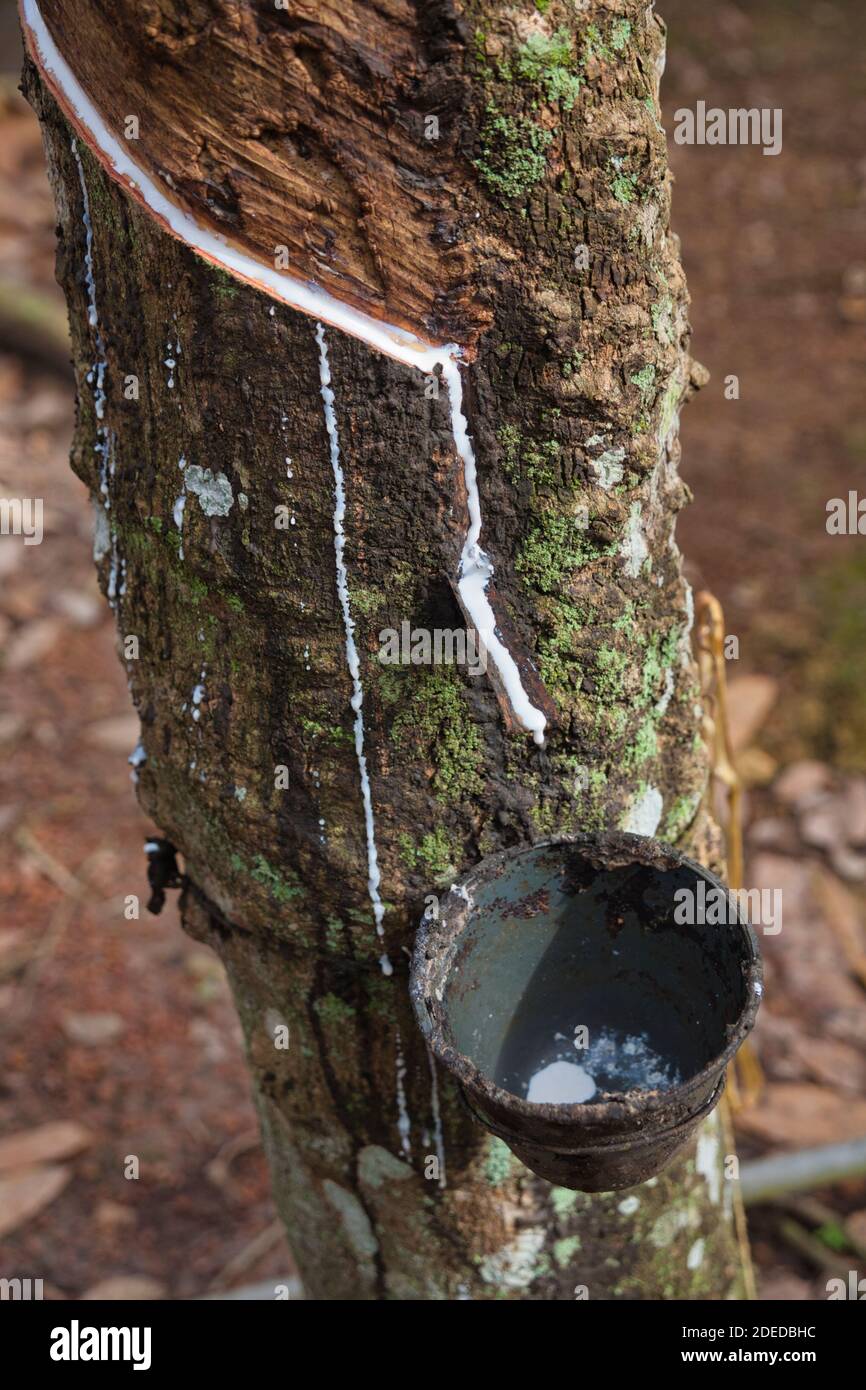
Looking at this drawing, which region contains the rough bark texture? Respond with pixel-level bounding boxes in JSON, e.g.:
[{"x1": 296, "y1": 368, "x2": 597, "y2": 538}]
[
  {"x1": 35, "y1": 0, "x2": 489, "y2": 346},
  {"x1": 26, "y1": 0, "x2": 751, "y2": 1300}
]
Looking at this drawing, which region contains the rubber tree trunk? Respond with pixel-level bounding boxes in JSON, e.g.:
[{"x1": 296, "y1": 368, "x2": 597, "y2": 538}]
[{"x1": 24, "y1": 0, "x2": 752, "y2": 1299}]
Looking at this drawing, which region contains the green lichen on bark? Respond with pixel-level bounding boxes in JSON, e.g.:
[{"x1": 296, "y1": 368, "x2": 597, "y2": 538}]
[
  {"x1": 473, "y1": 107, "x2": 554, "y2": 200},
  {"x1": 398, "y1": 827, "x2": 459, "y2": 879},
  {"x1": 390, "y1": 668, "x2": 486, "y2": 804}
]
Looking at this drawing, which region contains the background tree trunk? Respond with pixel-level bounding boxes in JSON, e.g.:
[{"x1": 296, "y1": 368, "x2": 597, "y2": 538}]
[{"x1": 24, "y1": 0, "x2": 753, "y2": 1299}]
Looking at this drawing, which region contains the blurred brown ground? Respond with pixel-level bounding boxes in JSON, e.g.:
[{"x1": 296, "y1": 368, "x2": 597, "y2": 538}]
[
  {"x1": 0, "y1": 4, "x2": 291, "y2": 1299},
  {"x1": 0, "y1": 0, "x2": 865, "y2": 1299}
]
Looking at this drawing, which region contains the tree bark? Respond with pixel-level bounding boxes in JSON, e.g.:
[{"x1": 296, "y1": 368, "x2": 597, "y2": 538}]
[{"x1": 24, "y1": 0, "x2": 753, "y2": 1299}]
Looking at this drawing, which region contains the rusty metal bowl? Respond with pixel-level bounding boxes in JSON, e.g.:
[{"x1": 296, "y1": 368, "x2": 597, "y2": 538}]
[{"x1": 410, "y1": 832, "x2": 762, "y2": 1191}]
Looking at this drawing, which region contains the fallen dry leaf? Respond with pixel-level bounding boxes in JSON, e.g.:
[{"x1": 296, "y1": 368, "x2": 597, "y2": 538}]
[
  {"x1": 737, "y1": 747, "x2": 778, "y2": 787},
  {"x1": 79, "y1": 1276, "x2": 165, "y2": 1301},
  {"x1": 0, "y1": 926, "x2": 33, "y2": 978},
  {"x1": 3, "y1": 616, "x2": 61, "y2": 670},
  {"x1": 0, "y1": 1120, "x2": 91, "y2": 1174},
  {"x1": 83, "y1": 713, "x2": 141, "y2": 753},
  {"x1": 736, "y1": 1083, "x2": 866, "y2": 1148},
  {"x1": 51, "y1": 588, "x2": 103, "y2": 629},
  {"x1": 726, "y1": 674, "x2": 779, "y2": 752},
  {"x1": 799, "y1": 804, "x2": 842, "y2": 852},
  {"x1": 789, "y1": 1035, "x2": 866, "y2": 1096},
  {"x1": 747, "y1": 816, "x2": 800, "y2": 855},
  {"x1": 773, "y1": 760, "x2": 833, "y2": 808},
  {"x1": 0, "y1": 1164, "x2": 70, "y2": 1237},
  {"x1": 62, "y1": 1011, "x2": 125, "y2": 1047},
  {"x1": 829, "y1": 846, "x2": 866, "y2": 883},
  {"x1": 94, "y1": 1199, "x2": 136, "y2": 1232},
  {"x1": 748, "y1": 856, "x2": 866, "y2": 1015},
  {"x1": 812, "y1": 867, "x2": 866, "y2": 989}
]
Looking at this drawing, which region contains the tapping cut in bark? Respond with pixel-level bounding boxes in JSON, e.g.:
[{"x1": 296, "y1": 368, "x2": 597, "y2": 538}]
[
  {"x1": 21, "y1": 0, "x2": 551, "y2": 745},
  {"x1": 24, "y1": 0, "x2": 491, "y2": 348}
]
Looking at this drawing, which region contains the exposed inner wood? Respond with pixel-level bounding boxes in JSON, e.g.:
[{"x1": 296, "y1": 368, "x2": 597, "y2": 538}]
[{"x1": 36, "y1": 0, "x2": 489, "y2": 347}]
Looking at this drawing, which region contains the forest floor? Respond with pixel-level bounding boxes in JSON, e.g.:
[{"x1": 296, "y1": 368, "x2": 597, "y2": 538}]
[{"x1": 1, "y1": 0, "x2": 865, "y2": 1299}]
